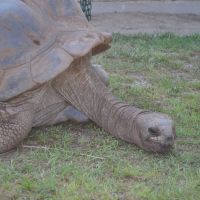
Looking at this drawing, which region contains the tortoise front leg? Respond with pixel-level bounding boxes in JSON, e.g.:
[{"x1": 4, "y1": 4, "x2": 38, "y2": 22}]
[
  {"x1": 92, "y1": 64, "x2": 109, "y2": 86},
  {"x1": 33, "y1": 64, "x2": 109, "y2": 127},
  {"x1": 40, "y1": 105, "x2": 89, "y2": 126},
  {"x1": 0, "y1": 108, "x2": 33, "y2": 153},
  {"x1": 47, "y1": 64, "x2": 109, "y2": 125}
]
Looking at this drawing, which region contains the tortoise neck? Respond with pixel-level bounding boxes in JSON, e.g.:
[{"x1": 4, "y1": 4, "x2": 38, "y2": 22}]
[{"x1": 52, "y1": 58, "x2": 144, "y2": 144}]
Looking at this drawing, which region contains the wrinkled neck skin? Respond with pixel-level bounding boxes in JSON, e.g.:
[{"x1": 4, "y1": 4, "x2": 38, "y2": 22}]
[{"x1": 53, "y1": 55, "x2": 175, "y2": 153}]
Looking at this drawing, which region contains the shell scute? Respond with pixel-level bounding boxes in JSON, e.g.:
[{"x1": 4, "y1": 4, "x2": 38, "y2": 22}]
[
  {"x1": 0, "y1": 64, "x2": 34, "y2": 101},
  {"x1": 31, "y1": 48, "x2": 73, "y2": 83},
  {"x1": 0, "y1": 0, "x2": 112, "y2": 101}
]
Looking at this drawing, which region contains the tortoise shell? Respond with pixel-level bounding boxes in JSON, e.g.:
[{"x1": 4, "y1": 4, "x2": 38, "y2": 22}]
[{"x1": 0, "y1": 0, "x2": 111, "y2": 101}]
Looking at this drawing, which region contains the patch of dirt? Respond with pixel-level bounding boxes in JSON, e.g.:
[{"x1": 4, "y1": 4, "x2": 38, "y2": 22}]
[
  {"x1": 91, "y1": 13, "x2": 200, "y2": 35},
  {"x1": 0, "y1": 189, "x2": 10, "y2": 200},
  {"x1": 170, "y1": 68, "x2": 200, "y2": 86},
  {"x1": 127, "y1": 72, "x2": 151, "y2": 87},
  {"x1": 176, "y1": 136, "x2": 200, "y2": 152},
  {"x1": 0, "y1": 149, "x2": 21, "y2": 162},
  {"x1": 93, "y1": 0, "x2": 198, "y2": 1},
  {"x1": 171, "y1": 70, "x2": 195, "y2": 81}
]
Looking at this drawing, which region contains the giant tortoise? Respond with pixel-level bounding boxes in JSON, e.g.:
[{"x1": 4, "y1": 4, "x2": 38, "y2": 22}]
[{"x1": 0, "y1": 0, "x2": 175, "y2": 153}]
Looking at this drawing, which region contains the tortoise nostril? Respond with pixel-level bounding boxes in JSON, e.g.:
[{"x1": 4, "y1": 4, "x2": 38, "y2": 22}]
[
  {"x1": 166, "y1": 135, "x2": 173, "y2": 141},
  {"x1": 167, "y1": 135, "x2": 172, "y2": 140},
  {"x1": 148, "y1": 127, "x2": 160, "y2": 137},
  {"x1": 165, "y1": 135, "x2": 174, "y2": 145}
]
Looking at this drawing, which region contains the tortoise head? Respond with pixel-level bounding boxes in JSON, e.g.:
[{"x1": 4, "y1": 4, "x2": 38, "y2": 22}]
[{"x1": 135, "y1": 112, "x2": 176, "y2": 153}]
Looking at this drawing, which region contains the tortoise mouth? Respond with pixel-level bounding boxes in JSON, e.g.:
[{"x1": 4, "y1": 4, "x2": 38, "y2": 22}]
[
  {"x1": 143, "y1": 136, "x2": 174, "y2": 153},
  {"x1": 148, "y1": 135, "x2": 172, "y2": 144}
]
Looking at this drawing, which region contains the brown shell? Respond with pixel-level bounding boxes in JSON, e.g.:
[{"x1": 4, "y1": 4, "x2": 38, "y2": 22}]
[{"x1": 0, "y1": 0, "x2": 111, "y2": 101}]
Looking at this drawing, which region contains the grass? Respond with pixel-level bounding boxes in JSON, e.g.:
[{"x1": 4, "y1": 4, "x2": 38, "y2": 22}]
[{"x1": 0, "y1": 33, "x2": 200, "y2": 200}]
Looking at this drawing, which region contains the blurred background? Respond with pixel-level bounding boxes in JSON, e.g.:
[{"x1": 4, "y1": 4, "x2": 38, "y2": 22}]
[{"x1": 80, "y1": 0, "x2": 200, "y2": 35}]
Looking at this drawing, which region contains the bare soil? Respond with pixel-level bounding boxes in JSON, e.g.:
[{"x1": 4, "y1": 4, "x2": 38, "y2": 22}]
[
  {"x1": 91, "y1": 12, "x2": 200, "y2": 35},
  {"x1": 93, "y1": 0, "x2": 199, "y2": 1}
]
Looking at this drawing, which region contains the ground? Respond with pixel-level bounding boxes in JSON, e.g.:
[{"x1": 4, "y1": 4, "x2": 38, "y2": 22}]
[
  {"x1": 91, "y1": 1, "x2": 200, "y2": 35},
  {"x1": 0, "y1": 33, "x2": 200, "y2": 200},
  {"x1": 91, "y1": 13, "x2": 200, "y2": 35}
]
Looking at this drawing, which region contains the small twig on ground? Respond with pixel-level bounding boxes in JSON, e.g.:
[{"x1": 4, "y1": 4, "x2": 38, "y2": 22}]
[
  {"x1": 80, "y1": 153, "x2": 105, "y2": 160},
  {"x1": 22, "y1": 145, "x2": 50, "y2": 150}
]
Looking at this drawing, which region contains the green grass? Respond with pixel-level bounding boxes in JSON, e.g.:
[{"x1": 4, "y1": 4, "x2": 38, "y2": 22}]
[{"x1": 1, "y1": 33, "x2": 200, "y2": 200}]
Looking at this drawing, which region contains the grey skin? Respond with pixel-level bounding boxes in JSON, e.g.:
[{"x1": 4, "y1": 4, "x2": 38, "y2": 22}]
[
  {"x1": 0, "y1": 56, "x2": 175, "y2": 153},
  {"x1": 33, "y1": 64, "x2": 109, "y2": 127},
  {"x1": 0, "y1": 64, "x2": 108, "y2": 153},
  {"x1": 0, "y1": 0, "x2": 175, "y2": 153}
]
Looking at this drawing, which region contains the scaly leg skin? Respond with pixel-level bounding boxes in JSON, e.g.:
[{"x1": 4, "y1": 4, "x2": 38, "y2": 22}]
[
  {"x1": 0, "y1": 107, "x2": 33, "y2": 153},
  {"x1": 52, "y1": 106, "x2": 89, "y2": 124},
  {"x1": 32, "y1": 86, "x2": 90, "y2": 127},
  {"x1": 92, "y1": 64, "x2": 109, "y2": 86},
  {"x1": 34, "y1": 64, "x2": 109, "y2": 127},
  {"x1": 33, "y1": 102, "x2": 89, "y2": 127},
  {"x1": 51, "y1": 64, "x2": 109, "y2": 124},
  {"x1": 0, "y1": 64, "x2": 109, "y2": 153}
]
